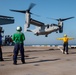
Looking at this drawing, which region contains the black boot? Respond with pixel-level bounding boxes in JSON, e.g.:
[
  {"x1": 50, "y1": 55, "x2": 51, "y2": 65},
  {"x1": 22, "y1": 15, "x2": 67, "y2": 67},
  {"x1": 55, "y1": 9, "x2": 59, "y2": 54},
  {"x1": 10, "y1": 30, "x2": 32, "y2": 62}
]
[
  {"x1": 13, "y1": 61, "x2": 17, "y2": 65},
  {"x1": 0, "y1": 59, "x2": 4, "y2": 61}
]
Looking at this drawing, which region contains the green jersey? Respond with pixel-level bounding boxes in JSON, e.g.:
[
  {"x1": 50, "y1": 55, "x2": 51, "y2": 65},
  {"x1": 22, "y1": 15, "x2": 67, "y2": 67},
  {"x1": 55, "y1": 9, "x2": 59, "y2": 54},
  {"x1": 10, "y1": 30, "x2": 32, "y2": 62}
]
[{"x1": 12, "y1": 31, "x2": 25, "y2": 43}]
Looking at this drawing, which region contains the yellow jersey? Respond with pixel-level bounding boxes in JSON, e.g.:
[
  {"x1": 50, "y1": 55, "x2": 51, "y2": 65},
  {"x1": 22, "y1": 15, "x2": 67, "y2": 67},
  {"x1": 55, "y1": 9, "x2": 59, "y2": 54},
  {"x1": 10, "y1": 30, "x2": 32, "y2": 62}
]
[
  {"x1": 63, "y1": 37, "x2": 68, "y2": 43},
  {"x1": 57, "y1": 37, "x2": 74, "y2": 43}
]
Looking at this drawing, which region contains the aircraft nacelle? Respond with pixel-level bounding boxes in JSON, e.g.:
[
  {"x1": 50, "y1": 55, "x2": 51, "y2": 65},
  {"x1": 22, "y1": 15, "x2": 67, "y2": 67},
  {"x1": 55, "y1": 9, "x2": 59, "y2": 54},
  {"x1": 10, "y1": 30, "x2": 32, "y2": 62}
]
[
  {"x1": 59, "y1": 25, "x2": 63, "y2": 33},
  {"x1": 58, "y1": 21, "x2": 63, "y2": 33},
  {"x1": 25, "y1": 12, "x2": 30, "y2": 28}
]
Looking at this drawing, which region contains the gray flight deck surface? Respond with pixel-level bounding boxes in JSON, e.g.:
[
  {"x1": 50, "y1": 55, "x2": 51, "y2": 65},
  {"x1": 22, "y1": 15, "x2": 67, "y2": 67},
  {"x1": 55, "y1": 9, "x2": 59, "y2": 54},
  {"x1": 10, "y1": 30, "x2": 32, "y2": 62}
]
[{"x1": 0, "y1": 46, "x2": 76, "y2": 75}]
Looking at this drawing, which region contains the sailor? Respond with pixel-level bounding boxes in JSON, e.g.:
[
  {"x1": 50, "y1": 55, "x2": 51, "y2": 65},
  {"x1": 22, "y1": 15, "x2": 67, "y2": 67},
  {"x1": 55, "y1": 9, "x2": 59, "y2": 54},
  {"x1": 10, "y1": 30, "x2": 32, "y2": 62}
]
[
  {"x1": 57, "y1": 34, "x2": 74, "y2": 54},
  {"x1": 0, "y1": 33, "x2": 4, "y2": 61},
  {"x1": 12, "y1": 26, "x2": 25, "y2": 65}
]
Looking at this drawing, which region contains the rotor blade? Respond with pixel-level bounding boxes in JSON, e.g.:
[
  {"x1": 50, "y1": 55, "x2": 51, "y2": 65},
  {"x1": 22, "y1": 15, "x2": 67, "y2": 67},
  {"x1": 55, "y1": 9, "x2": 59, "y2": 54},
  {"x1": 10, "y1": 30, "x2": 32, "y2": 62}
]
[
  {"x1": 28, "y1": 3, "x2": 36, "y2": 11},
  {"x1": 31, "y1": 13, "x2": 41, "y2": 17},
  {"x1": 60, "y1": 17, "x2": 75, "y2": 21},
  {"x1": 10, "y1": 9, "x2": 26, "y2": 13},
  {"x1": 47, "y1": 16, "x2": 75, "y2": 21},
  {"x1": 10, "y1": 3, "x2": 36, "y2": 13},
  {"x1": 46, "y1": 17, "x2": 59, "y2": 21}
]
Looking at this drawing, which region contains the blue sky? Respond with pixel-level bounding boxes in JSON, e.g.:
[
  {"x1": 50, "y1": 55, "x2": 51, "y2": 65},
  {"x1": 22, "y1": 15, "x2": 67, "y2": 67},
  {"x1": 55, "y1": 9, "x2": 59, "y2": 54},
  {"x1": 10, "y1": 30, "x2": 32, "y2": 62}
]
[{"x1": 0, "y1": 0, "x2": 76, "y2": 45}]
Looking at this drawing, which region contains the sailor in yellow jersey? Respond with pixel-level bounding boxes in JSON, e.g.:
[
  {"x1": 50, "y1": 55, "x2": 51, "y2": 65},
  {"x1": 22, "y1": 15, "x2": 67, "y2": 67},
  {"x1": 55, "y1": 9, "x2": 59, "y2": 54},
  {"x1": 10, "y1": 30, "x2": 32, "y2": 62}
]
[{"x1": 57, "y1": 34, "x2": 74, "y2": 54}]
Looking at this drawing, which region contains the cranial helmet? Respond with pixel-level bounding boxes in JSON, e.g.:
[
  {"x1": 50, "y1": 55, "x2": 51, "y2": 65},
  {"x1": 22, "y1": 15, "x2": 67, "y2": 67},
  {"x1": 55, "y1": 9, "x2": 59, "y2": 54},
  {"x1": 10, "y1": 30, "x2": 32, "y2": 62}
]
[
  {"x1": 16, "y1": 26, "x2": 22, "y2": 31},
  {"x1": 64, "y1": 34, "x2": 67, "y2": 37}
]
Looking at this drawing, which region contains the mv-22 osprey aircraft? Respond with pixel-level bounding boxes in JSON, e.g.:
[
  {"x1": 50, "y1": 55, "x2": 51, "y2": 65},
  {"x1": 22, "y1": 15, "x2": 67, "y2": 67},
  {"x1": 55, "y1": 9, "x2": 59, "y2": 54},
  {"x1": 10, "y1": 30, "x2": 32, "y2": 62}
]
[{"x1": 10, "y1": 3, "x2": 74, "y2": 37}]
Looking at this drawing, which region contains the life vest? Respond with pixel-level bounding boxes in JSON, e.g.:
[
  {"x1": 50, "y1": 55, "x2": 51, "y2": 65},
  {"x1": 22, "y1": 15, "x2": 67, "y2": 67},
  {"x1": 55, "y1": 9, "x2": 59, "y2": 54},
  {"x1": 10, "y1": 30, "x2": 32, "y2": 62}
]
[{"x1": 63, "y1": 37, "x2": 68, "y2": 43}]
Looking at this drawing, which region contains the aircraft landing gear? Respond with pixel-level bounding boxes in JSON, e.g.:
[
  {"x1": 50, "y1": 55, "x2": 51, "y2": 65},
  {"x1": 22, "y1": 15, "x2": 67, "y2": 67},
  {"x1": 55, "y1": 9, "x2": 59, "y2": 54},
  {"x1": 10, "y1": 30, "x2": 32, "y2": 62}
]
[
  {"x1": 56, "y1": 31, "x2": 58, "y2": 33},
  {"x1": 36, "y1": 33, "x2": 39, "y2": 36},
  {"x1": 45, "y1": 35, "x2": 48, "y2": 37}
]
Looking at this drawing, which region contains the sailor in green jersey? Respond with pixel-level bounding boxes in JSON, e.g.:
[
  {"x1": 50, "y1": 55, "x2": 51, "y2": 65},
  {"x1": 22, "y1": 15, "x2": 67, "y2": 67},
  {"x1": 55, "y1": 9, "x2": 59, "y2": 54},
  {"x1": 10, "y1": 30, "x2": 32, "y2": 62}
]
[{"x1": 12, "y1": 26, "x2": 25, "y2": 65}]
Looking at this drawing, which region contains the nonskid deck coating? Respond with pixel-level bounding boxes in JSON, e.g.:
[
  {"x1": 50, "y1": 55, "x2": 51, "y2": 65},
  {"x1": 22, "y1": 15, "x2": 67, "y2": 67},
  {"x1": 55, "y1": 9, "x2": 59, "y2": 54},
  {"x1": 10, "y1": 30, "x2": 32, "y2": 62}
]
[{"x1": 0, "y1": 46, "x2": 76, "y2": 75}]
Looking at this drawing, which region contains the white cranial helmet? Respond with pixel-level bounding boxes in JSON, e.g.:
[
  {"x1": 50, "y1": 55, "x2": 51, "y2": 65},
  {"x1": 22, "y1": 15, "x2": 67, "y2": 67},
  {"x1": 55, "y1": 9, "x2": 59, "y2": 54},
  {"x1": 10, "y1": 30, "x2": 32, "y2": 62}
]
[
  {"x1": 16, "y1": 26, "x2": 22, "y2": 31},
  {"x1": 64, "y1": 34, "x2": 67, "y2": 37}
]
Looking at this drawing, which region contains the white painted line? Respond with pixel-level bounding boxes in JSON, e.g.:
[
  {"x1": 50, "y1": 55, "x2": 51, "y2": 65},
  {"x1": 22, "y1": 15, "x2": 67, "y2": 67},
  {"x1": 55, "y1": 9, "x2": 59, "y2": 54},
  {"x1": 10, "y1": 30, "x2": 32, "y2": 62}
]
[{"x1": 57, "y1": 46, "x2": 63, "y2": 53}]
